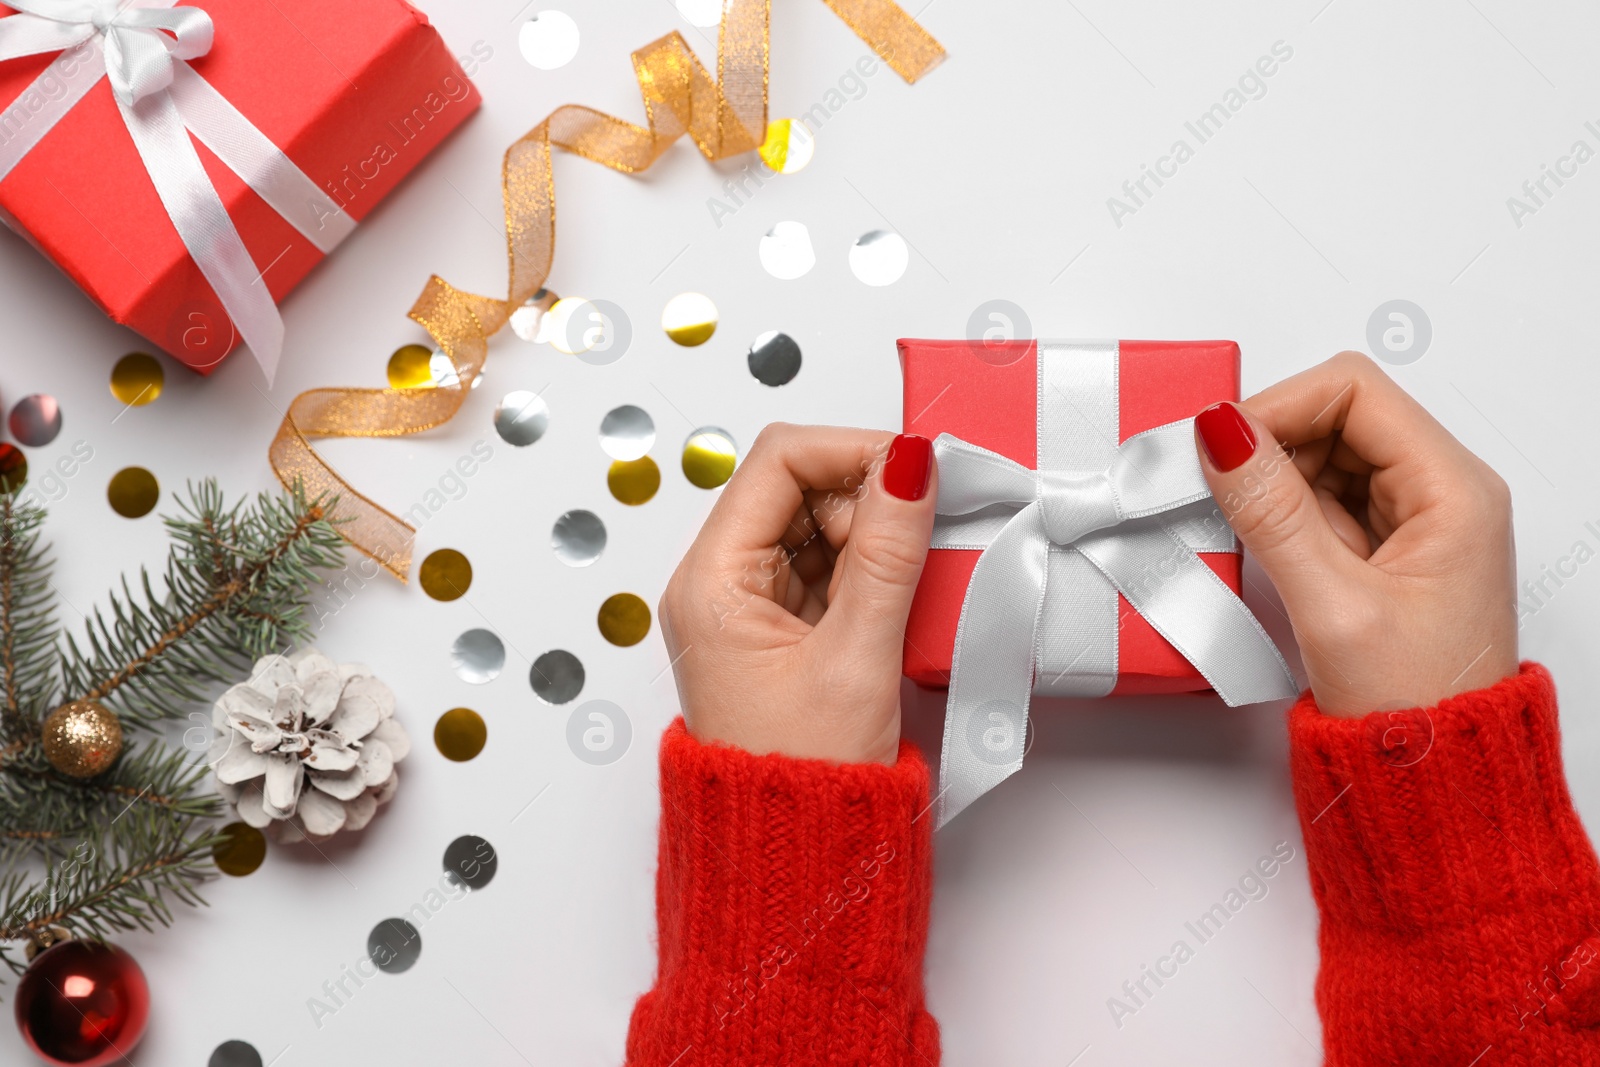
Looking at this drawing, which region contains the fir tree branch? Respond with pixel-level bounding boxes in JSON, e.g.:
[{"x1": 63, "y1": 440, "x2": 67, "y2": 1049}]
[
  {"x1": 0, "y1": 494, "x2": 58, "y2": 740},
  {"x1": 78, "y1": 505, "x2": 319, "y2": 703},
  {"x1": 0, "y1": 810, "x2": 221, "y2": 945},
  {"x1": 60, "y1": 481, "x2": 346, "y2": 730}
]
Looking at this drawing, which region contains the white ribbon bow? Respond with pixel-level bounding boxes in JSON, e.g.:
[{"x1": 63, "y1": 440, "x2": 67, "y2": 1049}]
[
  {"x1": 0, "y1": 0, "x2": 356, "y2": 381},
  {"x1": 931, "y1": 342, "x2": 1297, "y2": 827}
]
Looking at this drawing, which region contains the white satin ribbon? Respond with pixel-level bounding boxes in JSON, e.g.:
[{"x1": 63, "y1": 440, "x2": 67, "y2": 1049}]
[
  {"x1": 0, "y1": 0, "x2": 356, "y2": 382},
  {"x1": 933, "y1": 341, "x2": 1296, "y2": 827}
]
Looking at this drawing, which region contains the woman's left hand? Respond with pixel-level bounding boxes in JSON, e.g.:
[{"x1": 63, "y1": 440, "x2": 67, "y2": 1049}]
[{"x1": 657, "y1": 425, "x2": 938, "y2": 766}]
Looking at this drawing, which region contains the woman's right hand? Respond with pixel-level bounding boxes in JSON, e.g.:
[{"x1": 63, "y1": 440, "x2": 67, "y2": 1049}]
[{"x1": 1191, "y1": 351, "x2": 1519, "y2": 718}]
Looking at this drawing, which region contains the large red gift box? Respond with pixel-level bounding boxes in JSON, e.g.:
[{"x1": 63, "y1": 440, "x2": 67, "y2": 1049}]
[
  {"x1": 0, "y1": 0, "x2": 479, "y2": 373},
  {"x1": 898, "y1": 337, "x2": 1244, "y2": 696}
]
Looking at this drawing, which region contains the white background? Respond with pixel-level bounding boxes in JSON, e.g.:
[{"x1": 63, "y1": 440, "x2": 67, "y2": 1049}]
[{"x1": 2, "y1": 0, "x2": 1597, "y2": 1063}]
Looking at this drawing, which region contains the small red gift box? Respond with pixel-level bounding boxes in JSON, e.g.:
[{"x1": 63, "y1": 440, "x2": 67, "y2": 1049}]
[
  {"x1": 898, "y1": 337, "x2": 1244, "y2": 696},
  {"x1": 0, "y1": 0, "x2": 478, "y2": 374}
]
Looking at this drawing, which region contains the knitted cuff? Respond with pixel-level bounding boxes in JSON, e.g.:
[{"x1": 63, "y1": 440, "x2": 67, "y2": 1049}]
[
  {"x1": 625, "y1": 720, "x2": 937, "y2": 1066},
  {"x1": 1290, "y1": 662, "x2": 1600, "y2": 931}
]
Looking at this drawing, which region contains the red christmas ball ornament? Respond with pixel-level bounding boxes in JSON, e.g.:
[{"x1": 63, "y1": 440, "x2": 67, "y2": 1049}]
[{"x1": 14, "y1": 938, "x2": 149, "y2": 1066}]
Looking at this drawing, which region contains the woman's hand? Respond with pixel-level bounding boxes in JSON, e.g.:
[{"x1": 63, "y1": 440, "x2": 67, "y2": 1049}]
[
  {"x1": 1193, "y1": 351, "x2": 1518, "y2": 718},
  {"x1": 658, "y1": 425, "x2": 937, "y2": 764}
]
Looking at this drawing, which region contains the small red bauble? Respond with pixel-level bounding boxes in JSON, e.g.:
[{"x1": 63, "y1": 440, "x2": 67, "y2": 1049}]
[{"x1": 14, "y1": 940, "x2": 149, "y2": 1066}]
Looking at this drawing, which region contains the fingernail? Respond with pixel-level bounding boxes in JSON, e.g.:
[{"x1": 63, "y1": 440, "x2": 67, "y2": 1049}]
[
  {"x1": 884, "y1": 434, "x2": 933, "y2": 501},
  {"x1": 1195, "y1": 402, "x2": 1257, "y2": 472}
]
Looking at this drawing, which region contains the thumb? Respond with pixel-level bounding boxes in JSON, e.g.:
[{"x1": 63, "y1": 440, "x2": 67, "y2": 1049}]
[
  {"x1": 1194, "y1": 402, "x2": 1347, "y2": 610},
  {"x1": 822, "y1": 433, "x2": 938, "y2": 662}
]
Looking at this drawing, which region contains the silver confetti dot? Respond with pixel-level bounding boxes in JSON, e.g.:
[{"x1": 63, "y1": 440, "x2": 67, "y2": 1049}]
[
  {"x1": 367, "y1": 917, "x2": 422, "y2": 974},
  {"x1": 451, "y1": 629, "x2": 505, "y2": 685},
  {"x1": 8, "y1": 394, "x2": 60, "y2": 447},
  {"x1": 748, "y1": 331, "x2": 801, "y2": 386},
  {"x1": 552, "y1": 509, "x2": 605, "y2": 566},
  {"x1": 758, "y1": 221, "x2": 815, "y2": 280},
  {"x1": 849, "y1": 229, "x2": 909, "y2": 286},
  {"x1": 208, "y1": 1040, "x2": 263, "y2": 1067},
  {"x1": 495, "y1": 390, "x2": 549, "y2": 447},
  {"x1": 510, "y1": 288, "x2": 558, "y2": 342},
  {"x1": 531, "y1": 649, "x2": 585, "y2": 704},
  {"x1": 443, "y1": 834, "x2": 499, "y2": 891},
  {"x1": 600, "y1": 404, "x2": 654, "y2": 461}
]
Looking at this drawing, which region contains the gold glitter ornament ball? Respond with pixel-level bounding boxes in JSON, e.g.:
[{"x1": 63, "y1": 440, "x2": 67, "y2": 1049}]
[{"x1": 41, "y1": 700, "x2": 123, "y2": 778}]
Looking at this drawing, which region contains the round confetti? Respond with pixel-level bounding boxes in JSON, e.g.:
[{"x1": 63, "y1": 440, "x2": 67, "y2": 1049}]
[
  {"x1": 443, "y1": 834, "x2": 499, "y2": 891},
  {"x1": 608, "y1": 456, "x2": 660, "y2": 506},
  {"x1": 598, "y1": 593, "x2": 651, "y2": 647},
  {"x1": 599, "y1": 404, "x2": 654, "y2": 461},
  {"x1": 107, "y1": 466, "x2": 158, "y2": 518},
  {"x1": 209, "y1": 1040, "x2": 264, "y2": 1067},
  {"x1": 434, "y1": 707, "x2": 487, "y2": 761},
  {"x1": 675, "y1": 0, "x2": 722, "y2": 26},
  {"x1": 495, "y1": 390, "x2": 550, "y2": 447},
  {"x1": 682, "y1": 427, "x2": 737, "y2": 489},
  {"x1": 519, "y1": 10, "x2": 579, "y2": 70},
  {"x1": 748, "y1": 331, "x2": 801, "y2": 386},
  {"x1": 545, "y1": 296, "x2": 598, "y2": 356},
  {"x1": 418, "y1": 548, "x2": 472, "y2": 601},
  {"x1": 758, "y1": 118, "x2": 814, "y2": 174},
  {"x1": 510, "y1": 288, "x2": 559, "y2": 342},
  {"x1": 849, "y1": 229, "x2": 909, "y2": 286},
  {"x1": 367, "y1": 917, "x2": 422, "y2": 975},
  {"x1": 0, "y1": 444, "x2": 25, "y2": 492},
  {"x1": 213, "y1": 822, "x2": 266, "y2": 878},
  {"x1": 110, "y1": 352, "x2": 163, "y2": 406},
  {"x1": 428, "y1": 350, "x2": 482, "y2": 390},
  {"x1": 662, "y1": 292, "x2": 717, "y2": 347},
  {"x1": 451, "y1": 628, "x2": 505, "y2": 684},
  {"x1": 386, "y1": 343, "x2": 434, "y2": 388},
  {"x1": 9, "y1": 394, "x2": 60, "y2": 447},
  {"x1": 552, "y1": 509, "x2": 606, "y2": 567},
  {"x1": 531, "y1": 649, "x2": 585, "y2": 705},
  {"x1": 758, "y1": 221, "x2": 815, "y2": 280}
]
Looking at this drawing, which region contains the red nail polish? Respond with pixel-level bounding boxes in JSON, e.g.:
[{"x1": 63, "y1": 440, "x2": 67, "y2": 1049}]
[
  {"x1": 1195, "y1": 402, "x2": 1257, "y2": 472},
  {"x1": 884, "y1": 434, "x2": 933, "y2": 501}
]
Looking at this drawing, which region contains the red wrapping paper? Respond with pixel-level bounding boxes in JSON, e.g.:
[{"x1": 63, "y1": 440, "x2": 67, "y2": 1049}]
[
  {"x1": 0, "y1": 0, "x2": 479, "y2": 373},
  {"x1": 898, "y1": 338, "x2": 1244, "y2": 695}
]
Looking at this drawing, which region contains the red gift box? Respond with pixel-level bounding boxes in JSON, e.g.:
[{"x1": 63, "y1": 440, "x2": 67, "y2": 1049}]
[
  {"x1": 899, "y1": 337, "x2": 1244, "y2": 696},
  {"x1": 0, "y1": 0, "x2": 479, "y2": 374}
]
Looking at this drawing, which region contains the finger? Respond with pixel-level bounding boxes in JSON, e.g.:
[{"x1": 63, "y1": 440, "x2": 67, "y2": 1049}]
[
  {"x1": 1240, "y1": 351, "x2": 1473, "y2": 522},
  {"x1": 1195, "y1": 401, "x2": 1363, "y2": 611},
  {"x1": 816, "y1": 434, "x2": 938, "y2": 666},
  {"x1": 698, "y1": 424, "x2": 890, "y2": 560}
]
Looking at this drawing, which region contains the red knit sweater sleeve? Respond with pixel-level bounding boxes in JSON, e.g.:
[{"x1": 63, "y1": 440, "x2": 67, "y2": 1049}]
[
  {"x1": 1291, "y1": 662, "x2": 1600, "y2": 1064},
  {"x1": 625, "y1": 719, "x2": 939, "y2": 1066}
]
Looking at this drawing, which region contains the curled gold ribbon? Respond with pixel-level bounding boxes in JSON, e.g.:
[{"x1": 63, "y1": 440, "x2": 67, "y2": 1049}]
[{"x1": 269, "y1": 0, "x2": 944, "y2": 579}]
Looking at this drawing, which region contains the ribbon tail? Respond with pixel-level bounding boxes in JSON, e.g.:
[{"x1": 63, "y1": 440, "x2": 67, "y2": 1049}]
[
  {"x1": 168, "y1": 62, "x2": 354, "y2": 254},
  {"x1": 817, "y1": 0, "x2": 946, "y2": 82},
  {"x1": 115, "y1": 87, "x2": 283, "y2": 382},
  {"x1": 1074, "y1": 524, "x2": 1298, "y2": 706},
  {"x1": 936, "y1": 503, "x2": 1050, "y2": 828}
]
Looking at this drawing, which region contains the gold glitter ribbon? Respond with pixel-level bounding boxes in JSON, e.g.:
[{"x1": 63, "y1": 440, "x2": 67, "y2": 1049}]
[{"x1": 268, "y1": 0, "x2": 943, "y2": 579}]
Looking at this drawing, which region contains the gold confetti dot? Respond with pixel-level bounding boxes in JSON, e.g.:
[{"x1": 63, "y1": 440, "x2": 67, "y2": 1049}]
[
  {"x1": 608, "y1": 456, "x2": 660, "y2": 505},
  {"x1": 682, "y1": 428, "x2": 737, "y2": 489},
  {"x1": 110, "y1": 352, "x2": 164, "y2": 406},
  {"x1": 387, "y1": 344, "x2": 435, "y2": 389},
  {"x1": 214, "y1": 821, "x2": 267, "y2": 877},
  {"x1": 419, "y1": 548, "x2": 472, "y2": 601},
  {"x1": 435, "y1": 707, "x2": 487, "y2": 762},
  {"x1": 661, "y1": 292, "x2": 717, "y2": 347},
  {"x1": 598, "y1": 592, "x2": 651, "y2": 647},
  {"x1": 758, "y1": 118, "x2": 814, "y2": 174},
  {"x1": 107, "y1": 467, "x2": 159, "y2": 518},
  {"x1": 0, "y1": 444, "x2": 25, "y2": 492}
]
